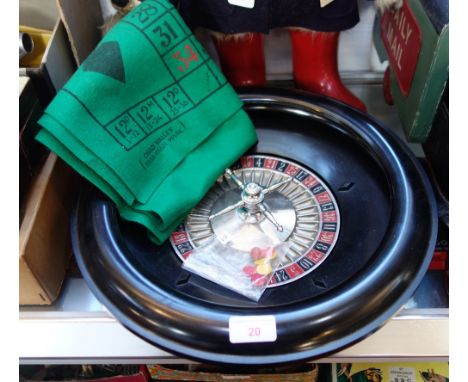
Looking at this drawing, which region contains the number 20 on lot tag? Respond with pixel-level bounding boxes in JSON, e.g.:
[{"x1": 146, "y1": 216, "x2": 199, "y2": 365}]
[{"x1": 229, "y1": 316, "x2": 277, "y2": 344}]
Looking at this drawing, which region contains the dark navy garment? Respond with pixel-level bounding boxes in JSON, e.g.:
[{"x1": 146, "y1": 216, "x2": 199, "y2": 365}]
[{"x1": 175, "y1": 0, "x2": 360, "y2": 34}]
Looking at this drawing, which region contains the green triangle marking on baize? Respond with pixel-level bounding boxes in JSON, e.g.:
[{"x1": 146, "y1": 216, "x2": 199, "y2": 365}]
[{"x1": 82, "y1": 41, "x2": 126, "y2": 83}]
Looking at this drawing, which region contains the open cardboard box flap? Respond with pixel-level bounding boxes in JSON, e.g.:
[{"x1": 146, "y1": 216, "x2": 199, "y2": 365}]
[{"x1": 19, "y1": 154, "x2": 80, "y2": 305}]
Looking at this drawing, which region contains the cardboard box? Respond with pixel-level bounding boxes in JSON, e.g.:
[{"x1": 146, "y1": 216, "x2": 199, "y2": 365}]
[
  {"x1": 19, "y1": 76, "x2": 48, "y2": 208},
  {"x1": 19, "y1": 154, "x2": 80, "y2": 305},
  {"x1": 20, "y1": 19, "x2": 76, "y2": 108},
  {"x1": 334, "y1": 362, "x2": 449, "y2": 382},
  {"x1": 56, "y1": 0, "x2": 107, "y2": 65},
  {"x1": 375, "y1": 0, "x2": 448, "y2": 143}
]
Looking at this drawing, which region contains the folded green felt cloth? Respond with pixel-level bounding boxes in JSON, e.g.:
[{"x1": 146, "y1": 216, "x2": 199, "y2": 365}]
[{"x1": 36, "y1": 0, "x2": 257, "y2": 244}]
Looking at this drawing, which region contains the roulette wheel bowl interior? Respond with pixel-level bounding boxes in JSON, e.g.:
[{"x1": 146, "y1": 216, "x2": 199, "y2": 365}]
[{"x1": 72, "y1": 87, "x2": 438, "y2": 365}]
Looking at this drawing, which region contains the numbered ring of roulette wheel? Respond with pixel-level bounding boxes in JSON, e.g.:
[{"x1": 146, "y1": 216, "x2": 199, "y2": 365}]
[
  {"x1": 171, "y1": 155, "x2": 341, "y2": 288},
  {"x1": 72, "y1": 87, "x2": 437, "y2": 365}
]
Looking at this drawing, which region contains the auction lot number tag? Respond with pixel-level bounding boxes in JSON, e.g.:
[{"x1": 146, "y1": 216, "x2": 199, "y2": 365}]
[
  {"x1": 229, "y1": 315, "x2": 277, "y2": 343},
  {"x1": 228, "y1": 0, "x2": 255, "y2": 8}
]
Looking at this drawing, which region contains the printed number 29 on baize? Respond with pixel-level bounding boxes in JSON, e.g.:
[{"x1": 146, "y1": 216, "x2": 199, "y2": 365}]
[{"x1": 229, "y1": 316, "x2": 277, "y2": 344}]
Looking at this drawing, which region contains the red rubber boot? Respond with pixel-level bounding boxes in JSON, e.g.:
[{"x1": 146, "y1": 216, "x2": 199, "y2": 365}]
[
  {"x1": 212, "y1": 32, "x2": 266, "y2": 88},
  {"x1": 289, "y1": 30, "x2": 367, "y2": 112}
]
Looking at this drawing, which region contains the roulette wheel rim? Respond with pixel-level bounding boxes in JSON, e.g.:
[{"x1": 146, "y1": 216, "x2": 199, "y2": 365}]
[{"x1": 71, "y1": 87, "x2": 437, "y2": 365}]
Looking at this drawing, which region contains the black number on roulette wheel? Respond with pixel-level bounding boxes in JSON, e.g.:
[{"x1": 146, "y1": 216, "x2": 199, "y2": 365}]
[{"x1": 72, "y1": 87, "x2": 437, "y2": 365}]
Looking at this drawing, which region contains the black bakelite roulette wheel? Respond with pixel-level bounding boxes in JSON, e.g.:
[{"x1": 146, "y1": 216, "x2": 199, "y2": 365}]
[{"x1": 72, "y1": 87, "x2": 437, "y2": 365}]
